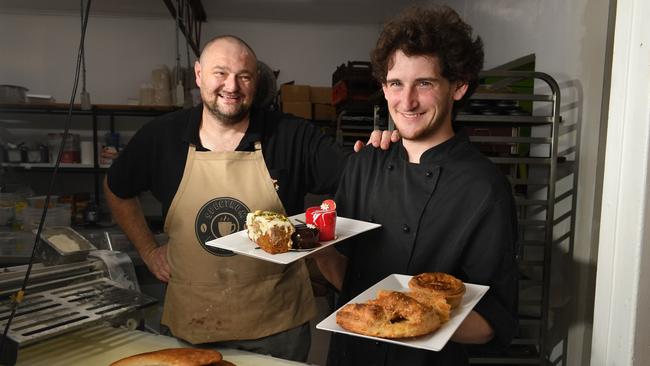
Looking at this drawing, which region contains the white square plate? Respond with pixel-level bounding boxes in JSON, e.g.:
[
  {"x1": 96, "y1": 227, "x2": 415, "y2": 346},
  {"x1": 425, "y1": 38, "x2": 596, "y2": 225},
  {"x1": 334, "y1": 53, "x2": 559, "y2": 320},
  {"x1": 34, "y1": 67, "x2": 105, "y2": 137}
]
[
  {"x1": 316, "y1": 274, "x2": 489, "y2": 351},
  {"x1": 205, "y1": 213, "x2": 381, "y2": 265}
]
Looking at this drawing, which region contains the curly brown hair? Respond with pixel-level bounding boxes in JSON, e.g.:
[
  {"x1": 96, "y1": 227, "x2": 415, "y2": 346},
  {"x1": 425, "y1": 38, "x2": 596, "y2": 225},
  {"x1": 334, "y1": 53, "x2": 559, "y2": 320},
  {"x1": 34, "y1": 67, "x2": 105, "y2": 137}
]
[{"x1": 371, "y1": 5, "x2": 484, "y2": 111}]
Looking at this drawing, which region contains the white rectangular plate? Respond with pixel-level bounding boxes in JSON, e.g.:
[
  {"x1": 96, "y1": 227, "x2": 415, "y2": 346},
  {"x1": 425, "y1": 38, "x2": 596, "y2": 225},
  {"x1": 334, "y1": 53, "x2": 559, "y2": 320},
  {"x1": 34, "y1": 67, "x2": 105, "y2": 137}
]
[
  {"x1": 316, "y1": 274, "x2": 489, "y2": 351},
  {"x1": 205, "y1": 213, "x2": 381, "y2": 265}
]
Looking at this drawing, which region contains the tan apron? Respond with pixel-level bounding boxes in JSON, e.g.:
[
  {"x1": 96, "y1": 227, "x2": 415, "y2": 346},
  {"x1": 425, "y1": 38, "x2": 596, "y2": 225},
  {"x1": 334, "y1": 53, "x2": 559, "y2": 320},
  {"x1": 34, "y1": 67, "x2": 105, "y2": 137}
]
[{"x1": 161, "y1": 142, "x2": 316, "y2": 344}]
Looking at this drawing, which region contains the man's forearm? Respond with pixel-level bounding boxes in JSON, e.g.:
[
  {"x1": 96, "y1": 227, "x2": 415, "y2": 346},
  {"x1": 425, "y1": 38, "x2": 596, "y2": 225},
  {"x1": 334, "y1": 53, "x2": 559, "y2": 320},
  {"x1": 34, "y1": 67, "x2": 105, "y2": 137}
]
[
  {"x1": 103, "y1": 178, "x2": 158, "y2": 257},
  {"x1": 313, "y1": 247, "x2": 348, "y2": 291},
  {"x1": 451, "y1": 310, "x2": 494, "y2": 344}
]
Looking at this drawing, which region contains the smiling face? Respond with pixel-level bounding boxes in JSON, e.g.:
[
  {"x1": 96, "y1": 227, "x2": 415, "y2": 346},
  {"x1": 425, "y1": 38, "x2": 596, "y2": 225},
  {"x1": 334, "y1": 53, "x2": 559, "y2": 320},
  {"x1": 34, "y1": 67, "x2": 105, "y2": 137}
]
[
  {"x1": 195, "y1": 38, "x2": 258, "y2": 125},
  {"x1": 382, "y1": 50, "x2": 468, "y2": 146}
]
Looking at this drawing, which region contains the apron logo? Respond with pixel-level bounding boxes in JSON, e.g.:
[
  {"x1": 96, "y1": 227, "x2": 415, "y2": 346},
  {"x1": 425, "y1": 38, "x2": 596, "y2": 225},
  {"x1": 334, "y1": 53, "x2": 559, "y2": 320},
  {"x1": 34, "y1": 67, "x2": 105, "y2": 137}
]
[{"x1": 195, "y1": 197, "x2": 250, "y2": 256}]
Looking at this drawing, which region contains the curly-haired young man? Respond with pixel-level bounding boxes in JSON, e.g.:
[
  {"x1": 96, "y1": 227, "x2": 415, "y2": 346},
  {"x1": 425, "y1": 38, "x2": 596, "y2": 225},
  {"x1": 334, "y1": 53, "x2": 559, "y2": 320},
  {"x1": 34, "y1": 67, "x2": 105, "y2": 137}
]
[{"x1": 316, "y1": 5, "x2": 519, "y2": 365}]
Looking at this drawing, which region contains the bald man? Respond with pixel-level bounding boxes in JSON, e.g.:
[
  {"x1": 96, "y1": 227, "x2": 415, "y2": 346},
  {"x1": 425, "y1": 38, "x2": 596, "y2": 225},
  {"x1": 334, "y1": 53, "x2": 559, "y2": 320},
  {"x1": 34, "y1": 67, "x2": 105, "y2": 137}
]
[{"x1": 104, "y1": 35, "x2": 391, "y2": 361}]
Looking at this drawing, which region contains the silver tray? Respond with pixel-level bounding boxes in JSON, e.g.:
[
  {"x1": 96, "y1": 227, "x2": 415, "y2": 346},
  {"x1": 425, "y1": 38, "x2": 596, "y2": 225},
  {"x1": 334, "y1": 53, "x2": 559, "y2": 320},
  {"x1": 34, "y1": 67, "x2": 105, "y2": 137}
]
[{"x1": 34, "y1": 226, "x2": 97, "y2": 265}]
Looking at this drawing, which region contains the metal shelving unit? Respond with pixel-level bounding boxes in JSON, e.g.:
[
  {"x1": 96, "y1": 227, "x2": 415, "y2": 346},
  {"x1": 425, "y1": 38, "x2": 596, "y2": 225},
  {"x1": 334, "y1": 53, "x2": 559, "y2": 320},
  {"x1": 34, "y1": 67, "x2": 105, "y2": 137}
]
[
  {"x1": 335, "y1": 111, "x2": 375, "y2": 149},
  {"x1": 461, "y1": 71, "x2": 576, "y2": 366},
  {"x1": 0, "y1": 103, "x2": 178, "y2": 203}
]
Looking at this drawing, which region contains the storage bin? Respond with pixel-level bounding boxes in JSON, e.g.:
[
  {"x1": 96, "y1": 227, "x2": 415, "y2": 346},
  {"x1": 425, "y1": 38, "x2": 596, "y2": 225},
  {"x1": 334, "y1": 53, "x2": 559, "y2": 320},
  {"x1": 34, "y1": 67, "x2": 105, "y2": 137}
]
[
  {"x1": 21, "y1": 206, "x2": 71, "y2": 231},
  {"x1": 26, "y1": 195, "x2": 59, "y2": 208},
  {"x1": 0, "y1": 206, "x2": 15, "y2": 226},
  {"x1": 0, "y1": 231, "x2": 16, "y2": 255}
]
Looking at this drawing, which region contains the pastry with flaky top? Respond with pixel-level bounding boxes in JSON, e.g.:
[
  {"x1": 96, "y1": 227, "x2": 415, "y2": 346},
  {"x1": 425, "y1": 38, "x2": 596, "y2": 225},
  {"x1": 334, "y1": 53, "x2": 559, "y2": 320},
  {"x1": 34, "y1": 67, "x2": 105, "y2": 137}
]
[{"x1": 336, "y1": 291, "x2": 441, "y2": 339}]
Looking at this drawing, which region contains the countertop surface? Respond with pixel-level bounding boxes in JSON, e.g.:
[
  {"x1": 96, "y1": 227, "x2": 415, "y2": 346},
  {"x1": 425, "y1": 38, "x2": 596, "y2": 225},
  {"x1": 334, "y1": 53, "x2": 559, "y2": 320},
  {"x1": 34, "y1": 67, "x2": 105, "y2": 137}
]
[
  {"x1": 17, "y1": 324, "x2": 309, "y2": 366},
  {"x1": 0, "y1": 226, "x2": 155, "y2": 267}
]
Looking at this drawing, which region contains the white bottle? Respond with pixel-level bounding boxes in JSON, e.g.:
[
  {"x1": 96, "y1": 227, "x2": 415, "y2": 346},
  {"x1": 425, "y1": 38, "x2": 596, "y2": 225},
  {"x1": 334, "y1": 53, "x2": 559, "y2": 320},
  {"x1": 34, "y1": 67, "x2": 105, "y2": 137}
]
[{"x1": 175, "y1": 80, "x2": 184, "y2": 107}]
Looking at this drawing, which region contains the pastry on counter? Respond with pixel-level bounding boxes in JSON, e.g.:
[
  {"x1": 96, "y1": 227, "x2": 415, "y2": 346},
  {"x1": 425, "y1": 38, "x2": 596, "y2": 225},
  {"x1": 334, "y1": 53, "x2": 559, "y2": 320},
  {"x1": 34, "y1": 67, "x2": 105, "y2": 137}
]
[{"x1": 109, "y1": 347, "x2": 223, "y2": 366}]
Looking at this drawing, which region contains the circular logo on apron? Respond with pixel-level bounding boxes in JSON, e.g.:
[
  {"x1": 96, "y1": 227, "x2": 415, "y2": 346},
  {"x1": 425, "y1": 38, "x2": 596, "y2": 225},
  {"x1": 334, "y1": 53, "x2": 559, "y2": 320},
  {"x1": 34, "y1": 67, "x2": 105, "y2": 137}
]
[{"x1": 195, "y1": 197, "x2": 250, "y2": 256}]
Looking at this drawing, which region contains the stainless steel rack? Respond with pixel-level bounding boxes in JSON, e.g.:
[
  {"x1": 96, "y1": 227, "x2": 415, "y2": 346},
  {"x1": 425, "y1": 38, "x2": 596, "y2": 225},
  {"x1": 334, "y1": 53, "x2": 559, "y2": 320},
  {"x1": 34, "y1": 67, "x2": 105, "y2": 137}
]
[
  {"x1": 0, "y1": 103, "x2": 178, "y2": 204},
  {"x1": 0, "y1": 257, "x2": 157, "y2": 365},
  {"x1": 460, "y1": 71, "x2": 576, "y2": 366}
]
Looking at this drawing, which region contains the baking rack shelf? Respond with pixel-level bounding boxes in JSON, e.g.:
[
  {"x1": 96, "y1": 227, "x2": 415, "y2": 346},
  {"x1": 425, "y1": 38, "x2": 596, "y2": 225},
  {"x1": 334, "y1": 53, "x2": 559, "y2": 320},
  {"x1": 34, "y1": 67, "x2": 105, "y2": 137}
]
[
  {"x1": 0, "y1": 103, "x2": 178, "y2": 203},
  {"x1": 0, "y1": 277, "x2": 156, "y2": 365},
  {"x1": 462, "y1": 71, "x2": 576, "y2": 366}
]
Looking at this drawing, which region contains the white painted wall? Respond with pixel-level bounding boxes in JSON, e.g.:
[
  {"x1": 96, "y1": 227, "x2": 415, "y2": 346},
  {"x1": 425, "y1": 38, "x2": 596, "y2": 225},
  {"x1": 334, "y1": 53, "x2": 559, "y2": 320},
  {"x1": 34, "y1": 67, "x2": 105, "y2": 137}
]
[
  {"x1": 0, "y1": 13, "x2": 178, "y2": 104},
  {"x1": 202, "y1": 20, "x2": 380, "y2": 88},
  {"x1": 0, "y1": 12, "x2": 380, "y2": 104},
  {"x1": 592, "y1": 0, "x2": 650, "y2": 363},
  {"x1": 447, "y1": 0, "x2": 611, "y2": 364}
]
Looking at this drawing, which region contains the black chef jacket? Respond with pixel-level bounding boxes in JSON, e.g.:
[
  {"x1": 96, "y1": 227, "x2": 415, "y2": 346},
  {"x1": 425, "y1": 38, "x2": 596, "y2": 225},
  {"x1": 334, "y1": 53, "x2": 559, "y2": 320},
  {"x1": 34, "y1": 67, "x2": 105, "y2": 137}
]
[
  {"x1": 328, "y1": 131, "x2": 519, "y2": 366},
  {"x1": 106, "y1": 105, "x2": 346, "y2": 218}
]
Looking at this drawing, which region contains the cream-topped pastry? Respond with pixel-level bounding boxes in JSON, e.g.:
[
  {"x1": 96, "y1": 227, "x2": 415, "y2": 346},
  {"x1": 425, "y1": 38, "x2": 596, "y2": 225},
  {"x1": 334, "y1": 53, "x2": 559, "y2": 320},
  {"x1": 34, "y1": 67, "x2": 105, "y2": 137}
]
[{"x1": 246, "y1": 210, "x2": 295, "y2": 254}]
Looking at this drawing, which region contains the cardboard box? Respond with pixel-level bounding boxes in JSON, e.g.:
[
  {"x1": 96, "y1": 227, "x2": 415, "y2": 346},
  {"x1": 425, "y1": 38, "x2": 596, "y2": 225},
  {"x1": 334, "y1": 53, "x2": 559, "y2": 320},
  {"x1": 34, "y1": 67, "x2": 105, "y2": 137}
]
[
  {"x1": 280, "y1": 84, "x2": 310, "y2": 102},
  {"x1": 282, "y1": 101, "x2": 312, "y2": 119},
  {"x1": 310, "y1": 86, "x2": 332, "y2": 104},
  {"x1": 313, "y1": 103, "x2": 336, "y2": 121}
]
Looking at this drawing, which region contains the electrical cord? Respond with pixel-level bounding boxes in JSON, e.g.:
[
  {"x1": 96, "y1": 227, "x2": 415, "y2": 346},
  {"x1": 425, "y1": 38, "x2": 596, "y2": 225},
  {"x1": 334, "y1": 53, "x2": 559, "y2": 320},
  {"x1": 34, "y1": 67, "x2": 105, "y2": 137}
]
[{"x1": 0, "y1": 0, "x2": 93, "y2": 357}]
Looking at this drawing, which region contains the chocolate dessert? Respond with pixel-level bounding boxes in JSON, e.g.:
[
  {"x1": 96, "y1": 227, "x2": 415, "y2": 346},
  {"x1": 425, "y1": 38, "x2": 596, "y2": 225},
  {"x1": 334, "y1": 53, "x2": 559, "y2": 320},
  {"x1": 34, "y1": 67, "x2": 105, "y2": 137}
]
[{"x1": 291, "y1": 224, "x2": 320, "y2": 249}]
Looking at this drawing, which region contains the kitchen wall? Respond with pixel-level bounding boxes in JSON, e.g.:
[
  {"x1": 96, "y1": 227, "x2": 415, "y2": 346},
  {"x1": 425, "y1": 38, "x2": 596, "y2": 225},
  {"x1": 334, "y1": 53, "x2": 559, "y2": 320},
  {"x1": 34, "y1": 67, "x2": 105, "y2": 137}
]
[
  {"x1": 447, "y1": 0, "x2": 611, "y2": 364},
  {"x1": 0, "y1": 12, "x2": 380, "y2": 105}
]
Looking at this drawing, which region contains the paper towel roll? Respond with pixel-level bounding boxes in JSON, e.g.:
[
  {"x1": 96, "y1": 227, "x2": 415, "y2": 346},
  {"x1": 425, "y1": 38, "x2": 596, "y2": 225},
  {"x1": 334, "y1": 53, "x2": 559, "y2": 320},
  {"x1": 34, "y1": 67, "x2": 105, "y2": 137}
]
[{"x1": 80, "y1": 141, "x2": 94, "y2": 165}]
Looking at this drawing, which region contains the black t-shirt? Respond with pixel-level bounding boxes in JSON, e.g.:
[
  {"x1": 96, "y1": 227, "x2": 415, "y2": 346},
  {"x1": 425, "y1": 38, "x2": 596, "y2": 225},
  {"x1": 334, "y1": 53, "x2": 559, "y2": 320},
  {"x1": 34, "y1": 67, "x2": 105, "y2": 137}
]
[
  {"x1": 328, "y1": 132, "x2": 519, "y2": 366},
  {"x1": 106, "y1": 105, "x2": 346, "y2": 218}
]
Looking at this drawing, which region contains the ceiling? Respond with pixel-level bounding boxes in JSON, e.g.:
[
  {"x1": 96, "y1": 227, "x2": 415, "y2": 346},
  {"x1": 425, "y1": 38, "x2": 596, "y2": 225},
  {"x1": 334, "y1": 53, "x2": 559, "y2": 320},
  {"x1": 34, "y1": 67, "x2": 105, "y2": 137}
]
[{"x1": 0, "y1": 0, "x2": 414, "y2": 24}]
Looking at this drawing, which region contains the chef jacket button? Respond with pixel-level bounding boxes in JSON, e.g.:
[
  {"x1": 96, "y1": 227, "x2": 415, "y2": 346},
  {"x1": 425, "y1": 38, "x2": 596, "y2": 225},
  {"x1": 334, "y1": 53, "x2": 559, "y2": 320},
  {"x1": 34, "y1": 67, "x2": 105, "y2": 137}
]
[
  {"x1": 402, "y1": 224, "x2": 410, "y2": 233},
  {"x1": 426, "y1": 171, "x2": 433, "y2": 177},
  {"x1": 387, "y1": 164, "x2": 394, "y2": 171}
]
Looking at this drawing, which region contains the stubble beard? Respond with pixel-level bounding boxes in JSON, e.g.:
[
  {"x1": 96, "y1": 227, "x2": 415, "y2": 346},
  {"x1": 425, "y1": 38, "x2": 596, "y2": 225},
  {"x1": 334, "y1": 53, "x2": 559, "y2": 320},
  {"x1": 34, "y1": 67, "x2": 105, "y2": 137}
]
[
  {"x1": 204, "y1": 95, "x2": 252, "y2": 125},
  {"x1": 395, "y1": 113, "x2": 451, "y2": 143}
]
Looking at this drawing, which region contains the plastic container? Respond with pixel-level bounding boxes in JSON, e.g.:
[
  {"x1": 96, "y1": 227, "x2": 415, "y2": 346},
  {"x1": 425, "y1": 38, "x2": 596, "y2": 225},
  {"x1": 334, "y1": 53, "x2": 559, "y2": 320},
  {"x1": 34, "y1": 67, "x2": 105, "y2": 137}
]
[
  {"x1": 0, "y1": 85, "x2": 28, "y2": 104},
  {"x1": 80, "y1": 140, "x2": 93, "y2": 164},
  {"x1": 5, "y1": 146, "x2": 26, "y2": 163},
  {"x1": 0, "y1": 206, "x2": 15, "y2": 226},
  {"x1": 21, "y1": 206, "x2": 70, "y2": 232},
  {"x1": 26, "y1": 146, "x2": 49, "y2": 163},
  {"x1": 151, "y1": 65, "x2": 171, "y2": 106},
  {"x1": 47, "y1": 133, "x2": 80, "y2": 163},
  {"x1": 0, "y1": 193, "x2": 18, "y2": 227},
  {"x1": 0, "y1": 231, "x2": 16, "y2": 255},
  {"x1": 0, "y1": 193, "x2": 18, "y2": 207},
  {"x1": 26, "y1": 195, "x2": 59, "y2": 208},
  {"x1": 139, "y1": 83, "x2": 155, "y2": 105}
]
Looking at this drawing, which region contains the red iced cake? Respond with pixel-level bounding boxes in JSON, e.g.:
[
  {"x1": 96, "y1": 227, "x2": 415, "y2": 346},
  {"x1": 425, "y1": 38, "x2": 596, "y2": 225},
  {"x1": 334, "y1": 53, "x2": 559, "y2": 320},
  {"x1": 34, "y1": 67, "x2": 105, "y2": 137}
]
[{"x1": 306, "y1": 199, "x2": 337, "y2": 241}]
